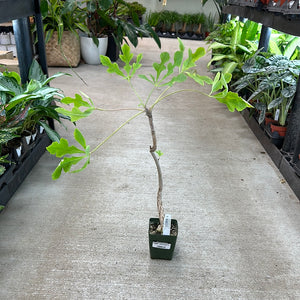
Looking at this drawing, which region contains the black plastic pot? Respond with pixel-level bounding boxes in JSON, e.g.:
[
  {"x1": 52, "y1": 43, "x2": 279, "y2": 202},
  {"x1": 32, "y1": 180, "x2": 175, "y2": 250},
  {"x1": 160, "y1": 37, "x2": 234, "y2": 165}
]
[
  {"x1": 106, "y1": 35, "x2": 119, "y2": 62},
  {"x1": 148, "y1": 218, "x2": 178, "y2": 260}
]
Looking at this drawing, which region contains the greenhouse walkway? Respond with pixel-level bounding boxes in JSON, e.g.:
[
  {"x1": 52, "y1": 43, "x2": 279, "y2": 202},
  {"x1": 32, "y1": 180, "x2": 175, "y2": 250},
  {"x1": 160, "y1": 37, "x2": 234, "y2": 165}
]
[{"x1": 0, "y1": 38, "x2": 300, "y2": 299}]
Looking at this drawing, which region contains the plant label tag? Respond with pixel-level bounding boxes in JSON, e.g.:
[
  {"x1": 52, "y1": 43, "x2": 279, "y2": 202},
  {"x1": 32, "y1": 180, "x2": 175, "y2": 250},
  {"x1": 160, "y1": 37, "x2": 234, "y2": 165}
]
[
  {"x1": 275, "y1": 109, "x2": 280, "y2": 121},
  {"x1": 25, "y1": 135, "x2": 31, "y2": 145},
  {"x1": 163, "y1": 214, "x2": 171, "y2": 235},
  {"x1": 16, "y1": 145, "x2": 22, "y2": 157},
  {"x1": 152, "y1": 241, "x2": 171, "y2": 250}
]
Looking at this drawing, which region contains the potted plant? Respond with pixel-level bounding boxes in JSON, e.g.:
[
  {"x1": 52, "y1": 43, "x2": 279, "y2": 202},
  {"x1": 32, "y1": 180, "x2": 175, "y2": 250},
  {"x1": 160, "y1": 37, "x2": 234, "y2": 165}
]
[
  {"x1": 46, "y1": 39, "x2": 250, "y2": 259},
  {"x1": 193, "y1": 13, "x2": 206, "y2": 37},
  {"x1": 206, "y1": 19, "x2": 260, "y2": 81},
  {"x1": 0, "y1": 60, "x2": 69, "y2": 152},
  {"x1": 82, "y1": 0, "x2": 160, "y2": 62},
  {"x1": 233, "y1": 52, "x2": 300, "y2": 147},
  {"x1": 40, "y1": 0, "x2": 89, "y2": 67}
]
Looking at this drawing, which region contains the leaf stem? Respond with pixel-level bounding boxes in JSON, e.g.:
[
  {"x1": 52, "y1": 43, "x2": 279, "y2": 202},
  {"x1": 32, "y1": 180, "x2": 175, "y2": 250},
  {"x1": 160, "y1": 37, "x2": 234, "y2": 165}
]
[{"x1": 90, "y1": 110, "x2": 144, "y2": 154}]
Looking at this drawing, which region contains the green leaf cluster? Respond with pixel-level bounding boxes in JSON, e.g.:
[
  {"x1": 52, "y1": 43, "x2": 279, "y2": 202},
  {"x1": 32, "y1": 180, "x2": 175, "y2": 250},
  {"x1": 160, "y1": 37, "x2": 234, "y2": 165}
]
[
  {"x1": 233, "y1": 52, "x2": 300, "y2": 125},
  {"x1": 48, "y1": 38, "x2": 250, "y2": 179},
  {"x1": 47, "y1": 128, "x2": 90, "y2": 180},
  {"x1": 206, "y1": 19, "x2": 260, "y2": 81}
]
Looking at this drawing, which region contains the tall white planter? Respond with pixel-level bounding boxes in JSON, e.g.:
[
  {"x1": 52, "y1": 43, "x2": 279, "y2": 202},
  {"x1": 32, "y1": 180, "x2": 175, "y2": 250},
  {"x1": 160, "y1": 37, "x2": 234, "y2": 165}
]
[{"x1": 80, "y1": 36, "x2": 108, "y2": 65}]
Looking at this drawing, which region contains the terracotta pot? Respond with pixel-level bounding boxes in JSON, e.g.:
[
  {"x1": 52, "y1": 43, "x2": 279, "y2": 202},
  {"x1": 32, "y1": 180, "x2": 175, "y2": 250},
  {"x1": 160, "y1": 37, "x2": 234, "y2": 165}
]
[{"x1": 270, "y1": 123, "x2": 287, "y2": 137}]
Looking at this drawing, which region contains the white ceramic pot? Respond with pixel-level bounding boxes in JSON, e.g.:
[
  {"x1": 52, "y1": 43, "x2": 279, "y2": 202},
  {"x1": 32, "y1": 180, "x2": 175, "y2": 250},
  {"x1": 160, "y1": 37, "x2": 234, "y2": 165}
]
[{"x1": 80, "y1": 36, "x2": 108, "y2": 65}]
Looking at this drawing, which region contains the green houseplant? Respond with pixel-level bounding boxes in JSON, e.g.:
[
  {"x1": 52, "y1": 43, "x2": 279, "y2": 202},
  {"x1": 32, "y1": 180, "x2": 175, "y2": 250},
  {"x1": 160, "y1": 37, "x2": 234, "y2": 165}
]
[
  {"x1": 206, "y1": 19, "x2": 260, "y2": 81},
  {"x1": 82, "y1": 0, "x2": 160, "y2": 62},
  {"x1": 46, "y1": 39, "x2": 250, "y2": 259},
  {"x1": 0, "y1": 59, "x2": 68, "y2": 168},
  {"x1": 0, "y1": 60, "x2": 69, "y2": 205},
  {"x1": 233, "y1": 52, "x2": 300, "y2": 128},
  {"x1": 40, "y1": 0, "x2": 89, "y2": 67}
]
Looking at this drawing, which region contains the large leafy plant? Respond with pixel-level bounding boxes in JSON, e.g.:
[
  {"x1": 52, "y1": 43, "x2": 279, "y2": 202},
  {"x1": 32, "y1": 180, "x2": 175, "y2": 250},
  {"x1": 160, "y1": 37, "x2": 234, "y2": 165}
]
[
  {"x1": 0, "y1": 60, "x2": 68, "y2": 142},
  {"x1": 269, "y1": 32, "x2": 300, "y2": 60},
  {"x1": 206, "y1": 19, "x2": 260, "y2": 80},
  {"x1": 83, "y1": 0, "x2": 160, "y2": 49},
  {"x1": 47, "y1": 39, "x2": 250, "y2": 232},
  {"x1": 40, "y1": 0, "x2": 89, "y2": 44},
  {"x1": 233, "y1": 52, "x2": 300, "y2": 126}
]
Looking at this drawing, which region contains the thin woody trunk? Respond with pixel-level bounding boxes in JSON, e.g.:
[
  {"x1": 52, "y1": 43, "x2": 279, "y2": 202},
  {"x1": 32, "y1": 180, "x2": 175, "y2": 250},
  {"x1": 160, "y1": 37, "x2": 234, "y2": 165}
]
[{"x1": 145, "y1": 107, "x2": 164, "y2": 231}]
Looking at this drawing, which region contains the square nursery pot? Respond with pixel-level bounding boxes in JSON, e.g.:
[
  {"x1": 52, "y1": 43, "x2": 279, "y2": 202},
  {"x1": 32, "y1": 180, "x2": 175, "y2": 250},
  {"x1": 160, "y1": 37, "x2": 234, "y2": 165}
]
[{"x1": 149, "y1": 218, "x2": 178, "y2": 260}]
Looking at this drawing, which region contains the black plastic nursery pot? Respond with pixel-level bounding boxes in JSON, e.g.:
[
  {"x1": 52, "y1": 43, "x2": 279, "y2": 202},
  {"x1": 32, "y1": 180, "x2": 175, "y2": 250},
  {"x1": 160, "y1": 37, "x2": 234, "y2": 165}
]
[{"x1": 148, "y1": 218, "x2": 178, "y2": 260}]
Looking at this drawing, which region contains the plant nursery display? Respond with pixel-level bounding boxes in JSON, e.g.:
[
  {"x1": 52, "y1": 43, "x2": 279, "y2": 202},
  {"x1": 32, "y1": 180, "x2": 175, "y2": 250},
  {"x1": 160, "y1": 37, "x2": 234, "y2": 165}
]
[
  {"x1": 0, "y1": 60, "x2": 68, "y2": 176},
  {"x1": 233, "y1": 52, "x2": 300, "y2": 126},
  {"x1": 46, "y1": 39, "x2": 251, "y2": 259},
  {"x1": 206, "y1": 19, "x2": 260, "y2": 80}
]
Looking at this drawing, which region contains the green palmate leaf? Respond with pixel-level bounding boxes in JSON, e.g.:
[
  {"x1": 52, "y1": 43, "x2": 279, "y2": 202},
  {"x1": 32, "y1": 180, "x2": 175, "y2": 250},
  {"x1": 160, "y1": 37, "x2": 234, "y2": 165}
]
[
  {"x1": 100, "y1": 56, "x2": 125, "y2": 77},
  {"x1": 182, "y1": 48, "x2": 205, "y2": 72},
  {"x1": 56, "y1": 106, "x2": 94, "y2": 122},
  {"x1": 164, "y1": 73, "x2": 187, "y2": 86},
  {"x1": 74, "y1": 128, "x2": 86, "y2": 148},
  {"x1": 51, "y1": 156, "x2": 83, "y2": 180},
  {"x1": 215, "y1": 91, "x2": 252, "y2": 112},
  {"x1": 120, "y1": 44, "x2": 134, "y2": 64},
  {"x1": 185, "y1": 72, "x2": 213, "y2": 86},
  {"x1": 61, "y1": 94, "x2": 92, "y2": 108},
  {"x1": 47, "y1": 138, "x2": 85, "y2": 157},
  {"x1": 138, "y1": 74, "x2": 154, "y2": 84},
  {"x1": 174, "y1": 50, "x2": 184, "y2": 67},
  {"x1": 153, "y1": 52, "x2": 170, "y2": 81},
  {"x1": 178, "y1": 38, "x2": 185, "y2": 52}
]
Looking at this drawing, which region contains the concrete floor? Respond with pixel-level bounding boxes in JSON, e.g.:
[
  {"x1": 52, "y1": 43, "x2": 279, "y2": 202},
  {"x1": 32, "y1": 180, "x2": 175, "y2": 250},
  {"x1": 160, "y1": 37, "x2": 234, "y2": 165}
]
[{"x1": 0, "y1": 38, "x2": 300, "y2": 299}]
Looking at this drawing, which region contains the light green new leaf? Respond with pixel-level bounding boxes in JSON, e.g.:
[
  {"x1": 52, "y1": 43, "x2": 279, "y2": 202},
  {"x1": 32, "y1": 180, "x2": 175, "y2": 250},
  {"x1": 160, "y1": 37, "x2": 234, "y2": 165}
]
[
  {"x1": 61, "y1": 94, "x2": 92, "y2": 108},
  {"x1": 138, "y1": 74, "x2": 154, "y2": 84},
  {"x1": 74, "y1": 128, "x2": 86, "y2": 148},
  {"x1": 153, "y1": 52, "x2": 170, "y2": 80},
  {"x1": 174, "y1": 50, "x2": 184, "y2": 67},
  {"x1": 119, "y1": 44, "x2": 134, "y2": 64},
  {"x1": 46, "y1": 138, "x2": 86, "y2": 157},
  {"x1": 100, "y1": 55, "x2": 125, "y2": 77},
  {"x1": 56, "y1": 106, "x2": 94, "y2": 122},
  {"x1": 215, "y1": 91, "x2": 252, "y2": 112},
  {"x1": 164, "y1": 73, "x2": 187, "y2": 86},
  {"x1": 178, "y1": 38, "x2": 185, "y2": 52},
  {"x1": 51, "y1": 156, "x2": 84, "y2": 180},
  {"x1": 186, "y1": 72, "x2": 213, "y2": 86}
]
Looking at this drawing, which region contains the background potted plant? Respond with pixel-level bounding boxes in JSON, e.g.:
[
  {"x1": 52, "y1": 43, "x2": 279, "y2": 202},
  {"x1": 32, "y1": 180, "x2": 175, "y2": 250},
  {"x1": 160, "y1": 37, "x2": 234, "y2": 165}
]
[
  {"x1": 82, "y1": 0, "x2": 160, "y2": 62},
  {"x1": 206, "y1": 18, "x2": 260, "y2": 81},
  {"x1": 46, "y1": 39, "x2": 250, "y2": 260},
  {"x1": 40, "y1": 0, "x2": 89, "y2": 67},
  {"x1": 233, "y1": 52, "x2": 300, "y2": 147}
]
